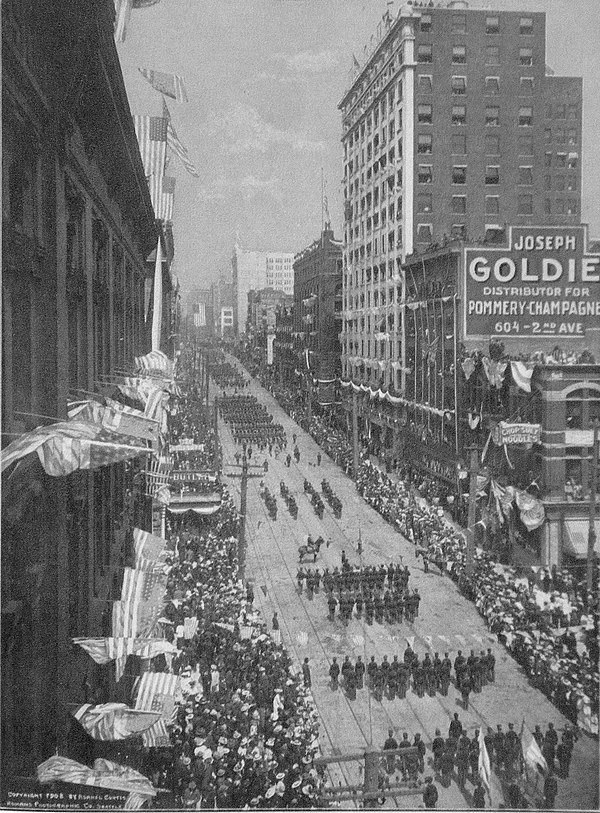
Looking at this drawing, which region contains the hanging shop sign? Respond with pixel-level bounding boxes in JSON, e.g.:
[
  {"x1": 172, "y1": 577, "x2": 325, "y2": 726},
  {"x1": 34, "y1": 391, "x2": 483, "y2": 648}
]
[
  {"x1": 463, "y1": 226, "x2": 600, "y2": 339},
  {"x1": 492, "y1": 421, "x2": 542, "y2": 446}
]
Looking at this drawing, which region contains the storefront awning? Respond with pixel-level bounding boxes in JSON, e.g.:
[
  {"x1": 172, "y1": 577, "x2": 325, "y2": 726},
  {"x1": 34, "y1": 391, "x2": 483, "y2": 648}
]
[
  {"x1": 166, "y1": 493, "x2": 222, "y2": 515},
  {"x1": 563, "y1": 519, "x2": 600, "y2": 558}
]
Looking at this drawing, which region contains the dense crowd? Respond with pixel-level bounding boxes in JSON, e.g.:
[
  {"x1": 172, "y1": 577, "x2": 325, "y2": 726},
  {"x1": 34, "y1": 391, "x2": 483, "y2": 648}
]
[{"x1": 356, "y1": 461, "x2": 599, "y2": 734}]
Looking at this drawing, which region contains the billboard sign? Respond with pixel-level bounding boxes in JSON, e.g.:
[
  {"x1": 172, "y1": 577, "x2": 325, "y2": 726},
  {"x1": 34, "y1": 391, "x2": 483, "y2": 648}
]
[{"x1": 463, "y1": 226, "x2": 600, "y2": 339}]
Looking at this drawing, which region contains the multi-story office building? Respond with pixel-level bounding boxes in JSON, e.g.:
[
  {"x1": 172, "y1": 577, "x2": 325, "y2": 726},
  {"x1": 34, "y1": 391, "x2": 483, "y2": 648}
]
[
  {"x1": 266, "y1": 252, "x2": 294, "y2": 295},
  {"x1": 232, "y1": 246, "x2": 294, "y2": 336},
  {"x1": 293, "y1": 227, "x2": 344, "y2": 405},
  {"x1": 339, "y1": 1, "x2": 583, "y2": 394}
]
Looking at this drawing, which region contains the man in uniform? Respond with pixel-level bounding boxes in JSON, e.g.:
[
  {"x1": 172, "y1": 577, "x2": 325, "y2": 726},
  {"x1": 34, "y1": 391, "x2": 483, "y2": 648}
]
[
  {"x1": 341, "y1": 655, "x2": 354, "y2": 687},
  {"x1": 327, "y1": 592, "x2": 337, "y2": 622},
  {"x1": 432, "y1": 729, "x2": 445, "y2": 774},
  {"x1": 440, "y1": 653, "x2": 452, "y2": 696},
  {"x1": 485, "y1": 648, "x2": 495, "y2": 682},
  {"x1": 456, "y1": 733, "x2": 470, "y2": 789},
  {"x1": 398, "y1": 732, "x2": 412, "y2": 780},
  {"x1": 355, "y1": 656, "x2": 365, "y2": 690},
  {"x1": 383, "y1": 729, "x2": 398, "y2": 774},
  {"x1": 494, "y1": 725, "x2": 506, "y2": 772},
  {"x1": 505, "y1": 723, "x2": 520, "y2": 775},
  {"x1": 397, "y1": 660, "x2": 409, "y2": 700},
  {"x1": 329, "y1": 658, "x2": 340, "y2": 690},
  {"x1": 422, "y1": 653, "x2": 434, "y2": 696},
  {"x1": 367, "y1": 656, "x2": 378, "y2": 689},
  {"x1": 449, "y1": 713, "x2": 463, "y2": 741},
  {"x1": 387, "y1": 657, "x2": 399, "y2": 701},
  {"x1": 454, "y1": 650, "x2": 466, "y2": 689}
]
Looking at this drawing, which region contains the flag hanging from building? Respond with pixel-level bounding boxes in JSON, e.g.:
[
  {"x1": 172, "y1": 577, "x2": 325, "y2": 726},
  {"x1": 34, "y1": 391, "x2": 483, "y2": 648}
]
[
  {"x1": 133, "y1": 527, "x2": 170, "y2": 564},
  {"x1": 162, "y1": 99, "x2": 199, "y2": 177},
  {"x1": 0, "y1": 421, "x2": 151, "y2": 477},
  {"x1": 138, "y1": 69, "x2": 188, "y2": 103},
  {"x1": 133, "y1": 116, "x2": 168, "y2": 219},
  {"x1": 134, "y1": 672, "x2": 180, "y2": 747},
  {"x1": 73, "y1": 636, "x2": 155, "y2": 665},
  {"x1": 114, "y1": 565, "x2": 168, "y2": 639},
  {"x1": 68, "y1": 400, "x2": 160, "y2": 444},
  {"x1": 156, "y1": 175, "x2": 176, "y2": 222},
  {"x1": 135, "y1": 349, "x2": 175, "y2": 377},
  {"x1": 38, "y1": 755, "x2": 157, "y2": 799},
  {"x1": 70, "y1": 703, "x2": 162, "y2": 741},
  {"x1": 193, "y1": 302, "x2": 206, "y2": 328}
]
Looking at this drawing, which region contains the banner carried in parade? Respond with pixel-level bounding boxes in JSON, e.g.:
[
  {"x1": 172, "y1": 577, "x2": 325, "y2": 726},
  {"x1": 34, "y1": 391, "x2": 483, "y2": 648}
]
[{"x1": 463, "y1": 226, "x2": 600, "y2": 339}]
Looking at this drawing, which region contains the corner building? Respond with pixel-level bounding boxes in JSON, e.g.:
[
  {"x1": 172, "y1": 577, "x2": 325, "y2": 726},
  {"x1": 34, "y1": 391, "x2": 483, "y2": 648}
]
[{"x1": 339, "y1": 1, "x2": 582, "y2": 393}]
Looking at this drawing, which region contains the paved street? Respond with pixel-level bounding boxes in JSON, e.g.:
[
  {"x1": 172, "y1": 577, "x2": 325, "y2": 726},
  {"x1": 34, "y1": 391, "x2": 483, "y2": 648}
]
[{"x1": 215, "y1": 360, "x2": 598, "y2": 810}]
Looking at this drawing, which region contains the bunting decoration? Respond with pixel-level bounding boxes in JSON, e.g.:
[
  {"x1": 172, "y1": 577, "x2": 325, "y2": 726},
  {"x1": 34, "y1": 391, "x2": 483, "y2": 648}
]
[
  {"x1": 138, "y1": 69, "x2": 188, "y2": 102},
  {"x1": 510, "y1": 360, "x2": 535, "y2": 393},
  {"x1": 163, "y1": 99, "x2": 199, "y2": 177}
]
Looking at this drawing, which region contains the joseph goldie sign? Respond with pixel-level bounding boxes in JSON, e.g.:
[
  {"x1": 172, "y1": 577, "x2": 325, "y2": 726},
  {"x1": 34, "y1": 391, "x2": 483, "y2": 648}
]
[{"x1": 463, "y1": 226, "x2": 600, "y2": 339}]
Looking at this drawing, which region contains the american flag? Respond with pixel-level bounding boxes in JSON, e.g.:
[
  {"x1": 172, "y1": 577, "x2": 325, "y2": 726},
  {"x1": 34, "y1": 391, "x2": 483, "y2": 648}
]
[
  {"x1": 134, "y1": 673, "x2": 180, "y2": 747},
  {"x1": 38, "y1": 755, "x2": 157, "y2": 798},
  {"x1": 114, "y1": 0, "x2": 132, "y2": 42},
  {"x1": 156, "y1": 175, "x2": 176, "y2": 222},
  {"x1": 135, "y1": 350, "x2": 174, "y2": 376},
  {"x1": 68, "y1": 400, "x2": 159, "y2": 444},
  {"x1": 116, "y1": 565, "x2": 168, "y2": 638},
  {"x1": 0, "y1": 420, "x2": 151, "y2": 476},
  {"x1": 70, "y1": 703, "x2": 162, "y2": 741},
  {"x1": 133, "y1": 116, "x2": 168, "y2": 219},
  {"x1": 162, "y1": 99, "x2": 199, "y2": 177},
  {"x1": 144, "y1": 387, "x2": 169, "y2": 423},
  {"x1": 73, "y1": 636, "x2": 153, "y2": 664},
  {"x1": 133, "y1": 527, "x2": 169, "y2": 564},
  {"x1": 138, "y1": 69, "x2": 188, "y2": 103}
]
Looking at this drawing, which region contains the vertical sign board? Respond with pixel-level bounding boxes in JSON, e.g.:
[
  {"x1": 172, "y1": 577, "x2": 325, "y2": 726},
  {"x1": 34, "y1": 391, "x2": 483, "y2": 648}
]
[
  {"x1": 463, "y1": 226, "x2": 600, "y2": 340},
  {"x1": 266, "y1": 333, "x2": 275, "y2": 365}
]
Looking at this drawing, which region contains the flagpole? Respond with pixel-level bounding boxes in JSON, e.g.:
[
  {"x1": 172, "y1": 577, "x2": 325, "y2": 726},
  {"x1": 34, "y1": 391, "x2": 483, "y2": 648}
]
[{"x1": 152, "y1": 236, "x2": 163, "y2": 352}]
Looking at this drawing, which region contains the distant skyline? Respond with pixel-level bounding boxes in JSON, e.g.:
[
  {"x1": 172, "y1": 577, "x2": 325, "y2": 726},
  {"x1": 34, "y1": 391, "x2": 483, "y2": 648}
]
[{"x1": 117, "y1": 0, "x2": 600, "y2": 292}]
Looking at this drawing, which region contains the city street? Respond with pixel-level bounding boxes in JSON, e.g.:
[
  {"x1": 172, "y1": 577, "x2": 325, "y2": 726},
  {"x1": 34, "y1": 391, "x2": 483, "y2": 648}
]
[{"x1": 217, "y1": 359, "x2": 598, "y2": 810}]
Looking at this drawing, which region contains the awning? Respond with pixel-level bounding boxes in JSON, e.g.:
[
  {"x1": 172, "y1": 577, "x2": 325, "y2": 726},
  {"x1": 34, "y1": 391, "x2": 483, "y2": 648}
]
[
  {"x1": 563, "y1": 519, "x2": 600, "y2": 558},
  {"x1": 166, "y1": 493, "x2": 222, "y2": 515}
]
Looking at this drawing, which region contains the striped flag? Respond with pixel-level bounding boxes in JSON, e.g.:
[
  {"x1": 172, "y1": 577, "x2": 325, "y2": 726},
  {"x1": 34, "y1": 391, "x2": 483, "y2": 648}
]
[
  {"x1": 124, "y1": 792, "x2": 151, "y2": 809},
  {"x1": 133, "y1": 527, "x2": 169, "y2": 564},
  {"x1": 132, "y1": 116, "x2": 168, "y2": 219},
  {"x1": 70, "y1": 703, "x2": 162, "y2": 741},
  {"x1": 68, "y1": 400, "x2": 159, "y2": 444},
  {"x1": 134, "y1": 673, "x2": 180, "y2": 747},
  {"x1": 116, "y1": 565, "x2": 168, "y2": 638},
  {"x1": 73, "y1": 636, "x2": 154, "y2": 664},
  {"x1": 114, "y1": 0, "x2": 132, "y2": 42},
  {"x1": 0, "y1": 420, "x2": 151, "y2": 476},
  {"x1": 478, "y1": 727, "x2": 492, "y2": 792},
  {"x1": 135, "y1": 350, "x2": 174, "y2": 376},
  {"x1": 183, "y1": 616, "x2": 199, "y2": 639},
  {"x1": 156, "y1": 175, "x2": 176, "y2": 222},
  {"x1": 38, "y1": 756, "x2": 156, "y2": 798},
  {"x1": 138, "y1": 69, "x2": 188, "y2": 103},
  {"x1": 520, "y1": 721, "x2": 548, "y2": 775},
  {"x1": 162, "y1": 99, "x2": 199, "y2": 177}
]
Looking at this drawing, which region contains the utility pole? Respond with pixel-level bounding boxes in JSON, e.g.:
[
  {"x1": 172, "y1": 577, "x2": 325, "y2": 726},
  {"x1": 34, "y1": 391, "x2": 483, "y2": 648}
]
[
  {"x1": 466, "y1": 446, "x2": 479, "y2": 577},
  {"x1": 306, "y1": 373, "x2": 312, "y2": 426},
  {"x1": 226, "y1": 451, "x2": 263, "y2": 579},
  {"x1": 587, "y1": 420, "x2": 599, "y2": 594}
]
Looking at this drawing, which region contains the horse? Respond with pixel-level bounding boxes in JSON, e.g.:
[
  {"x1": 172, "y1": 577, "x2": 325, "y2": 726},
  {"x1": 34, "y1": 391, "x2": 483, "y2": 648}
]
[{"x1": 298, "y1": 537, "x2": 323, "y2": 563}]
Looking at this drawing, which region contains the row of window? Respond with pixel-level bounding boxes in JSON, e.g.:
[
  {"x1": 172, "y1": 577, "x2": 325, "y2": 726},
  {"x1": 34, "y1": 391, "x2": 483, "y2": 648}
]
[
  {"x1": 417, "y1": 103, "x2": 533, "y2": 127},
  {"x1": 417, "y1": 165, "x2": 536, "y2": 186},
  {"x1": 418, "y1": 74, "x2": 535, "y2": 96},
  {"x1": 417, "y1": 133, "x2": 533, "y2": 156},
  {"x1": 419, "y1": 13, "x2": 535, "y2": 36},
  {"x1": 417, "y1": 187, "x2": 533, "y2": 212},
  {"x1": 417, "y1": 44, "x2": 534, "y2": 67}
]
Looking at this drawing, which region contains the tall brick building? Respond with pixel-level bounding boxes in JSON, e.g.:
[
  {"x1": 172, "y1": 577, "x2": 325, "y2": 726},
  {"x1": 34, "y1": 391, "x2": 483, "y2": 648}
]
[
  {"x1": 339, "y1": 1, "x2": 583, "y2": 393},
  {"x1": 293, "y1": 227, "x2": 343, "y2": 405}
]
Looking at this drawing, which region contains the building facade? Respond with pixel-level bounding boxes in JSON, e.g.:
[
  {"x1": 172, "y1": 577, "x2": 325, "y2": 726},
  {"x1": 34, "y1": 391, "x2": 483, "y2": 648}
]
[
  {"x1": 339, "y1": 2, "x2": 583, "y2": 395},
  {"x1": 232, "y1": 246, "x2": 294, "y2": 336},
  {"x1": 2, "y1": 0, "x2": 158, "y2": 782},
  {"x1": 352, "y1": 224, "x2": 600, "y2": 567},
  {"x1": 293, "y1": 227, "x2": 344, "y2": 405},
  {"x1": 247, "y1": 288, "x2": 294, "y2": 345}
]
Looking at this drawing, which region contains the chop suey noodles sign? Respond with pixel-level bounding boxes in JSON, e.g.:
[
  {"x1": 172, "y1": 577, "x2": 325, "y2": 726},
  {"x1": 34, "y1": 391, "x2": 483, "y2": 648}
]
[{"x1": 463, "y1": 226, "x2": 600, "y2": 339}]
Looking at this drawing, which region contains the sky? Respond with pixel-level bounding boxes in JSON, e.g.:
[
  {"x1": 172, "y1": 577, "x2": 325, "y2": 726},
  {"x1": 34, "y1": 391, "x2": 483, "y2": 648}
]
[{"x1": 117, "y1": 0, "x2": 600, "y2": 293}]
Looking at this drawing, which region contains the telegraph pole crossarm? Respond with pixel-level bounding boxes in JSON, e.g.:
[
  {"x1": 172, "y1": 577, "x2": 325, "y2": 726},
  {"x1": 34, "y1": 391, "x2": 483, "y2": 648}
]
[{"x1": 225, "y1": 450, "x2": 264, "y2": 579}]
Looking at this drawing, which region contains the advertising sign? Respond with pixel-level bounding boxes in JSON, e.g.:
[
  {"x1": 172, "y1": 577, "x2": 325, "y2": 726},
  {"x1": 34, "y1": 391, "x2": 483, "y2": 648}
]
[
  {"x1": 266, "y1": 333, "x2": 275, "y2": 365},
  {"x1": 463, "y1": 226, "x2": 600, "y2": 339},
  {"x1": 492, "y1": 421, "x2": 542, "y2": 446}
]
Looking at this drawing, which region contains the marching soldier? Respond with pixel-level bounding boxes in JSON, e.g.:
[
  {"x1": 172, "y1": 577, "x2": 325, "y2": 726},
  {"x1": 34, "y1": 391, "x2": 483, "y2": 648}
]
[{"x1": 355, "y1": 656, "x2": 365, "y2": 690}]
